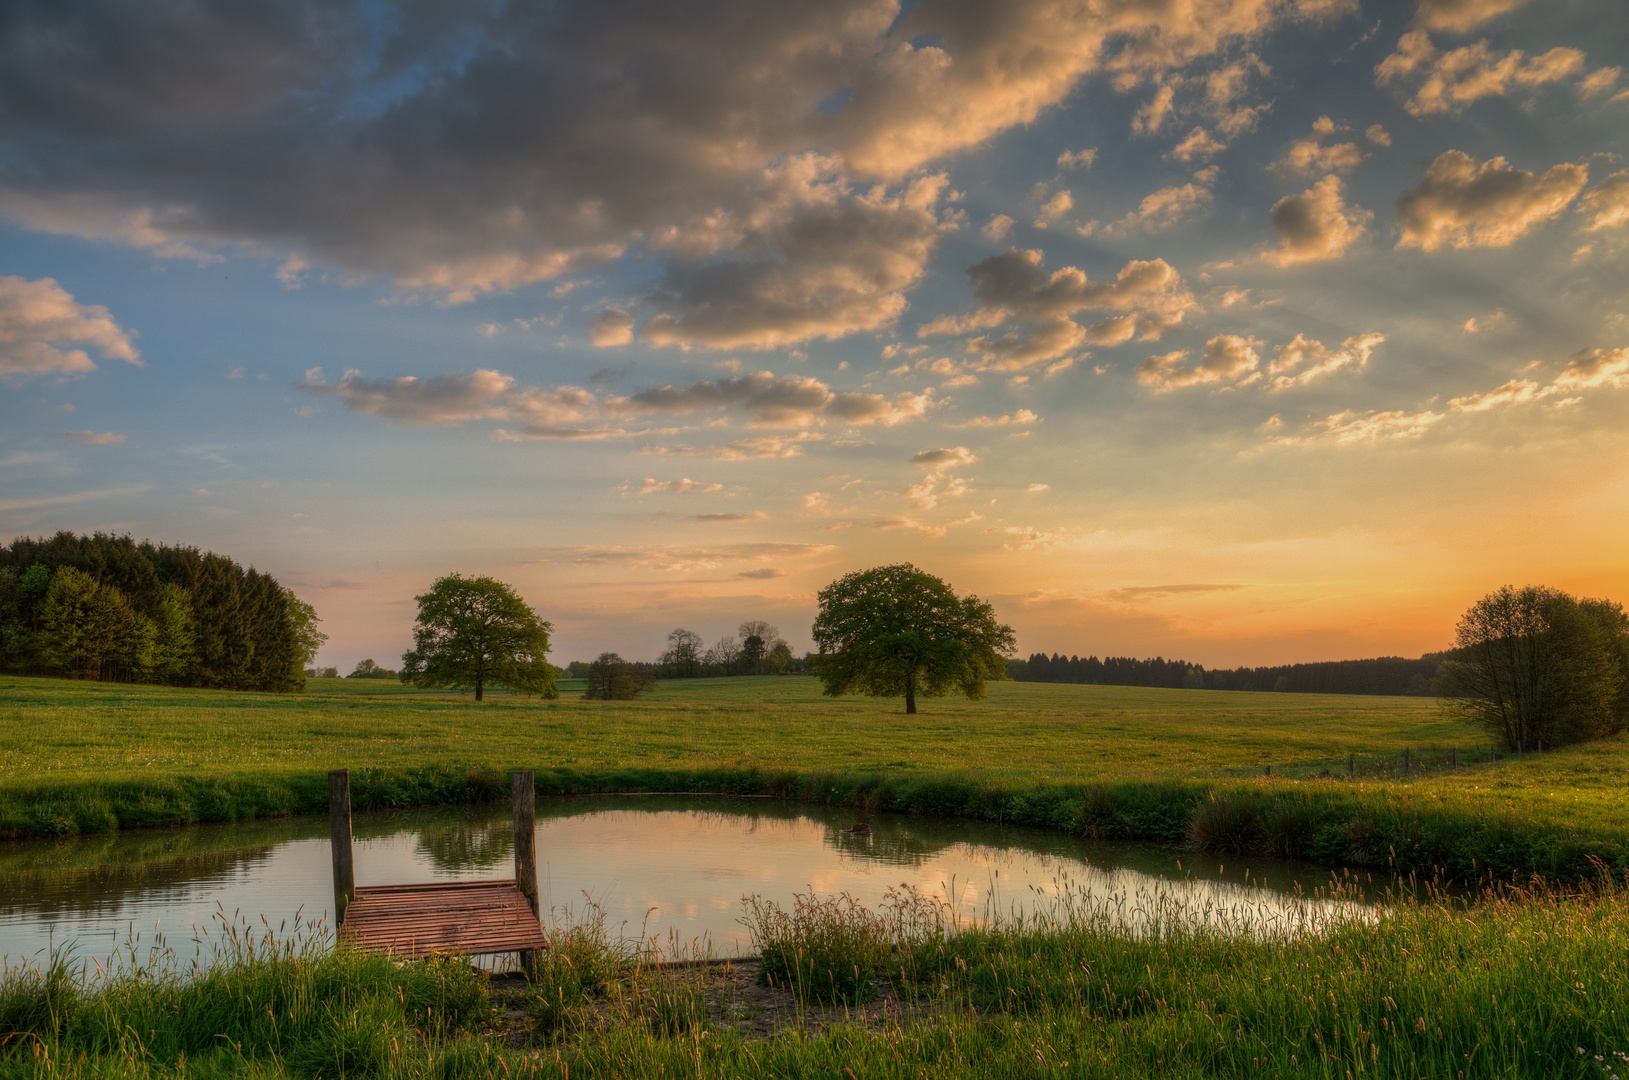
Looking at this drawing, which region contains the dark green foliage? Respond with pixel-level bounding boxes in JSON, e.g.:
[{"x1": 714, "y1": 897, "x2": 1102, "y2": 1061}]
[
  {"x1": 1016, "y1": 650, "x2": 1446, "y2": 695},
  {"x1": 399, "y1": 574, "x2": 557, "y2": 702},
  {"x1": 582, "y1": 652, "x2": 655, "y2": 700},
  {"x1": 1437, "y1": 585, "x2": 1629, "y2": 750},
  {"x1": 812, "y1": 563, "x2": 1015, "y2": 714},
  {"x1": 0, "y1": 532, "x2": 308, "y2": 692},
  {"x1": 347, "y1": 658, "x2": 398, "y2": 679}
]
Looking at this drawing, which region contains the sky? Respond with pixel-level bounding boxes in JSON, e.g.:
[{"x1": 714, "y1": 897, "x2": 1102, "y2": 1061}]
[{"x1": 2, "y1": 0, "x2": 1627, "y2": 673}]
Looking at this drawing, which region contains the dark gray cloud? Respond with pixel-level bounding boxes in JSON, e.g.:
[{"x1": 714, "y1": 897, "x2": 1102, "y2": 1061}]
[{"x1": 0, "y1": 0, "x2": 1339, "y2": 343}]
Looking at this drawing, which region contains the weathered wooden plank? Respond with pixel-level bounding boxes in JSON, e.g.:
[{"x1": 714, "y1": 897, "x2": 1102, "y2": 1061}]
[
  {"x1": 338, "y1": 879, "x2": 546, "y2": 958},
  {"x1": 328, "y1": 770, "x2": 354, "y2": 925}
]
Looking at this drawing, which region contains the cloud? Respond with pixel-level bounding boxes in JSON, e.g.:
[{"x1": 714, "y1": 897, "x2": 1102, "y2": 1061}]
[
  {"x1": 1579, "y1": 67, "x2": 1621, "y2": 98},
  {"x1": 1137, "y1": 334, "x2": 1263, "y2": 391},
  {"x1": 1168, "y1": 127, "x2": 1225, "y2": 163},
  {"x1": 50, "y1": 430, "x2": 125, "y2": 444},
  {"x1": 981, "y1": 214, "x2": 1015, "y2": 241},
  {"x1": 1026, "y1": 482, "x2": 1050, "y2": 492},
  {"x1": 1269, "y1": 331, "x2": 1385, "y2": 388},
  {"x1": 1411, "y1": 0, "x2": 1532, "y2": 32},
  {"x1": 1104, "y1": 583, "x2": 1243, "y2": 601},
  {"x1": 531, "y1": 541, "x2": 833, "y2": 572},
  {"x1": 694, "y1": 511, "x2": 767, "y2": 522},
  {"x1": 0, "y1": 0, "x2": 1343, "y2": 323},
  {"x1": 910, "y1": 446, "x2": 977, "y2": 468},
  {"x1": 1365, "y1": 123, "x2": 1391, "y2": 147},
  {"x1": 1396, "y1": 151, "x2": 1588, "y2": 251},
  {"x1": 639, "y1": 433, "x2": 823, "y2": 459},
  {"x1": 590, "y1": 309, "x2": 635, "y2": 346},
  {"x1": 1057, "y1": 148, "x2": 1097, "y2": 170},
  {"x1": 1578, "y1": 172, "x2": 1629, "y2": 232},
  {"x1": 1376, "y1": 32, "x2": 1587, "y2": 117},
  {"x1": 1264, "y1": 175, "x2": 1371, "y2": 265},
  {"x1": 1553, "y1": 347, "x2": 1629, "y2": 390},
  {"x1": 639, "y1": 478, "x2": 723, "y2": 494},
  {"x1": 1269, "y1": 117, "x2": 1364, "y2": 176},
  {"x1": 619, "y1": 370, "x2": 930, "y2": 428},
  {"x1": 953, "y1": 410, "x2": 1039, "y2": 428},
  {"x1": 965, "y1": 249, "x2": 1195, "y2": 325},
  {"x1": 637, "y1": 161, "x2": 950, "y2": 350},
  {"x1": 966, "y1": 316, "x2": 1088, "y2": 371},
  {"x1": 497, "y1": 385, "x2": 618, "y2": 439},
  {"x1": 0, "y1": 276, "x2": 141, "y2": 378},
  {"x1": 1308, "y1": 408, "x2": 1446, "y2": 443},
  {"x1": 1103, "y1": 168, "x2": 1218, "y2": 234},
  {"x1": 0, "y1": 484, "x2": 151, "y2": 513},
  {"x1": 738, "y1": 568, "x2": 788, "y2": 579},
  {"x1": 298, "y1": 368, "x2": 515, "y2": 426},
  {"x1": 1034, "y1": 189, "x2": 1074, "y2": 228}
]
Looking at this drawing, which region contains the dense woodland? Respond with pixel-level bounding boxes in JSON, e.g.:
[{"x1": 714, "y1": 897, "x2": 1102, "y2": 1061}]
[
  {"x1": 0, "y1": 531, "x2": 319, "y2": 692},
  {"x1": 1008, "y1": 652, "x2": 1447, "y2": 696}
]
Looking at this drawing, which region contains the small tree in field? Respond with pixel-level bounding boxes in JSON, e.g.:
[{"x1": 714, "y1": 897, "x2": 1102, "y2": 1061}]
[
  {"x1": 811, "y1": 563, "x2": 1014, "y2": 714},
  {"x1": 400, "y1": 574, "x2": 556, "y2": 701},
  {"x1": 583, "y1": 652, "x2": 656, "y2": 700},
  {"x1": 1436, "y1": 584, "x2": 1627, "y2": 750}
]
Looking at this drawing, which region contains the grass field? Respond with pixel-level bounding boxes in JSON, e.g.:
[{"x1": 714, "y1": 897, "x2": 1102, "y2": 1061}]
[{"x1": 2, "y1": 674, "x2": 1627, "y2": 879}]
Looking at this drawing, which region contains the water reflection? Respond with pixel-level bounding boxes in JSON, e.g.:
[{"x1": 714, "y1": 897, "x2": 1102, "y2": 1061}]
[{"x1": 0, "y1": 796, "x2": 1381, "y2": 968}]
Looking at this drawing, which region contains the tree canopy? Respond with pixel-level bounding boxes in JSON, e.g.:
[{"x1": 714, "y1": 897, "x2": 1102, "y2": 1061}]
[
  {"x1": 582, "y1": 652, "x2": 656, "y2": 700},
  {"x1": 1435, "y1": 585, "x2": 1629, "y2": 750},
  {"x1": 399, "y1": 574, "x2": 556, "y2": 701},
  {"x1": 811, "y1": 563, "x2": 1014, "y2": 713}
]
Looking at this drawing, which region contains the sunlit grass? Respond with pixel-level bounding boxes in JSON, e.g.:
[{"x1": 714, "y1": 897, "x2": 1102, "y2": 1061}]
[{"x1": 3, "y1": 673, "x2": 1628, "y2": 881}]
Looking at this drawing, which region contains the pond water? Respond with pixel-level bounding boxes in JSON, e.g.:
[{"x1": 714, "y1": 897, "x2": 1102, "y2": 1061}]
[{"x1": 0, "y1": 796, "x2": 1381, "y2": 972}]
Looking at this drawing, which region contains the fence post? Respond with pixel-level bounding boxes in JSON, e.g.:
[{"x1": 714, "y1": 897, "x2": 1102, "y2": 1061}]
[
  {"x1": 1348, "y1": 753, "x2": 1355, "y2": 780},
  {"x1": 1264, "y1": 764, "x2": 1271, "y2": 777},
  {"x1": 328, "y1": 769, "x2": 354, "y2": 928},
  {"x1": 1489, "y1": 744, "x2": 1495, "y2": 764},
  {"x1": 1404, "y1": 747, "x2": 1410, "y2": 777},
  {"x1": 1451, "y1": 747, "x2": 1458, "y2": 769},
  {"x1": 513, "y1": 770, "x2": 540, "y2": 971}
]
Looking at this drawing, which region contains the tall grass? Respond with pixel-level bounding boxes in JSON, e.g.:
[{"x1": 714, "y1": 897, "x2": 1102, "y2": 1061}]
[{"x1": 8, "y1": 877, "x2": 1629, "y2": 1078}]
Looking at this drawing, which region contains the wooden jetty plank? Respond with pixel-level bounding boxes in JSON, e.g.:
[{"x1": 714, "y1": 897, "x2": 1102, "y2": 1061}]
[{"x1": 339, "y1": 880, "x2": 547, "y2": 958}]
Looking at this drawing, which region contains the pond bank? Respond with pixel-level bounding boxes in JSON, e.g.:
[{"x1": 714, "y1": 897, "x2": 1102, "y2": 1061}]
[{"x1": 4, "y1": 761, "x2": 1623, "y2": 883}]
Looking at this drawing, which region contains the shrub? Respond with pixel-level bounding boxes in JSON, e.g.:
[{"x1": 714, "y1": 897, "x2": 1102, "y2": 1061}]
[{"x1": 1185, "y1": 793, "x2": 1265, "y2": 855}]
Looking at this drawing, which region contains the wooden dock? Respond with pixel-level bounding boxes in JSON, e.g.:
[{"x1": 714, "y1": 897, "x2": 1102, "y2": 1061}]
[{"x1": 329, "y1": 769, "x2": 546, "y2": 963}]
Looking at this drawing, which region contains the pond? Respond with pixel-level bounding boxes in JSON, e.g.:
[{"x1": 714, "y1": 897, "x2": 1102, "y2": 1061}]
[{"x1": 0, "y1": 796, "x2": 1382, "y2": 972}]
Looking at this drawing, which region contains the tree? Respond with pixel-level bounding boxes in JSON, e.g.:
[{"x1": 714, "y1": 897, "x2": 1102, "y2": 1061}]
[
  {"x1": 811, "y1": 563, "x2": 1015, "y2": 714},
  {"x1": 706, "y1": 635, "x2": 742, "y2": 672},
  {"x1": 284, "y1": 588, "x2": 327, "y2": 672},
  {"x1": 399, "y1": 574, "x2": 557, "y2": 701},
  {"x1": 349, "y1": 658, "x2": 398, "y2": 679},
  {"x1": 660, "y1": 628, "x2": 704, "y2": 677},
  {"x1": 583, "y1": 652, "x2": 656, "y2": 699},
  {"x1": 1436, "y1": 585, "x2": 1627, "y2": 750}
]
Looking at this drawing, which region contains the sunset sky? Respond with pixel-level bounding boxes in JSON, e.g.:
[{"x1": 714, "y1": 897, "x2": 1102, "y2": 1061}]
[{"x1": 2, "y1": 0, "x2": 1626, "y2": 671}]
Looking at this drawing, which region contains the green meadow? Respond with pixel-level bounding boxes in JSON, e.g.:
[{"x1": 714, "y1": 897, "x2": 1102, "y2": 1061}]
[
  {"x1": 6, "y1": 673, "x2": 1629, "y2": 1079},
  {"x1": 3, "y1": 673, "x2": 1627, "y2": 880}
]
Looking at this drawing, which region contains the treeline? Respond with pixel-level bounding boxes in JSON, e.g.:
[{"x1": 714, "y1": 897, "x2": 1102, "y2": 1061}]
[
  {"x1": 653, "y1": 622, "x2": 809, "y2": 678},
  {"x1": 0, "y1": 531, "x2": 322, "y2": 692},
  {"x1": 1008, "y1": 652, "x2": 1446, "y2": 696}
]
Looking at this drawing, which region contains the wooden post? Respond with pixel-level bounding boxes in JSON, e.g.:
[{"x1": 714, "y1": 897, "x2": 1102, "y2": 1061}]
[
  {"x1": 1348, "y1": 753, "x2": 1355, "y2": 780},
  {"x1": 1404, "y1": 747, "x2": 1410, "y2": 777},
  {"x1": 513, "y1": 770, "x2": 540, "y2": 971},
  {"x1": 1489, "y1": 744, "x2": 1495, "y2": 764},
  {"x1": 329, "y1": 769, "x2": 355, "y2": 927},
  {"x1": 1263, "y1": 764, "x2": 1271, "y2": 777},
  {"x1": 1451, "y1": 747, "x2": 1458, "y2": 769}
]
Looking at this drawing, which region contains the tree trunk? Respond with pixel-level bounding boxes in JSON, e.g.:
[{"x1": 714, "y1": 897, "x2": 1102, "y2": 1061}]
[
  {"x1": 905, "y1": 674, "x2": 916, "y2": 714},
  {"x1": 475, "y1": 677, "x2": 484, "y2": 702}
]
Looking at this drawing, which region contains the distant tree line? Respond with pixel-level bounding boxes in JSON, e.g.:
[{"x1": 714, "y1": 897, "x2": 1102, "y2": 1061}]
[
  {"x1": 0, "y1": 531, "x2": 321, "y2": 691},
  {"x1": 652, "y1": 621, "x2": 804, "y2": 678},
  {"x1": 1007, "y1": 652, "x2": 1444, "y2": 696}
]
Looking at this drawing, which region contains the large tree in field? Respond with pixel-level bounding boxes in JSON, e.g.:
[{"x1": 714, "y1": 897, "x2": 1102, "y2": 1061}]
[
  {"x1": 1436, "y1": 585, "x2": 1627, "y2": 750},
  {"x1": 811, "y1": 563, "x2": 1015, "y2": 714},
  {"x1": 400, "y1": 574, "x2": 557, "y2": 701}
]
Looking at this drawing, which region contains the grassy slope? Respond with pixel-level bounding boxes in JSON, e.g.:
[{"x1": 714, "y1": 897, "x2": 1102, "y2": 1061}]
[{"x1": 3, "y1": 674, "x2": 1626, "y2": 878}]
